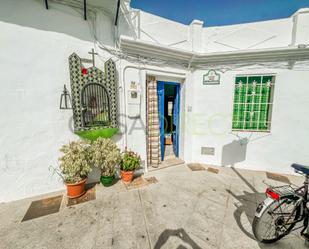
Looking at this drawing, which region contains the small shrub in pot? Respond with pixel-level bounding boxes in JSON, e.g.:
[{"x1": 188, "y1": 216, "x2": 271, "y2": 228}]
[
  {"x1": 92, "y1": 138, "x2": 121, "y2": 186},
  {"x1": 120, "y1": 150, "x2": 141, "y2": 183},
  {"x1": 51, "y1": 140, "x2": 92, "y2": 198}
]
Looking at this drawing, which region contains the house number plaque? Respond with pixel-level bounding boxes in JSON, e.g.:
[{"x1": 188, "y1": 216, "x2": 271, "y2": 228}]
[{"x1": 203, "y1": 69, "x2": 221, "y2": 85}]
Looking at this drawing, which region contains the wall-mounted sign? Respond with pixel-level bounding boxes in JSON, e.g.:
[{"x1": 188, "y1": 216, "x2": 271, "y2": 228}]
[
  {"x1": 203, "y1": 69, "x2": 220, "y2": 85},
  {"x1": 128, "y1": 81, "x2": 141, "y2": 118},
  {"x1": 130, "y1": 81, "x2": 138, "y2": 90}
]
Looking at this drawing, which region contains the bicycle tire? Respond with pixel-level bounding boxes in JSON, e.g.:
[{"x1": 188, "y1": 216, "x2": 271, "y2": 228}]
[{"x1": 252, "y1": 196, "x2": 302, "y2": 243}]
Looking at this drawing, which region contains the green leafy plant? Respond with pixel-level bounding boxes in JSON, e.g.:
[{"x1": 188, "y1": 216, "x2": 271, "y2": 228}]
[
  {"x1": 51, "y1": 140, "x2": 92, "y2": 184},
  {"x1": 92, "y1": 138, "x2": 121, "y2": 176},
  {"x1": 120, "y1": 150, "x2": 141, "y2": 172}
]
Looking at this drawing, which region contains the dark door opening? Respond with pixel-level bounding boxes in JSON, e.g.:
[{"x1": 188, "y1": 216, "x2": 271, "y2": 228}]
[{"x1": 157, "y1": 81, "x2": 180, "y2": 161}]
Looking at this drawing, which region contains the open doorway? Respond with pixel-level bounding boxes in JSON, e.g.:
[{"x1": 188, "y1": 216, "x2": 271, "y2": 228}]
[{"x1": 157, "y1": 81, "x2": 180, "y2": 162}]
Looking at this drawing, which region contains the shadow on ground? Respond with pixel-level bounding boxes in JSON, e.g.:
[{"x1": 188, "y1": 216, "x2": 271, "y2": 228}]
[
  {"x1": 154, "y1": 228, "x2": 202, "y2": 249},
  {"x1": 227, "y1": 167, "x2": 307, "y2": 249},
  {"x1": 227, "y1": 167, "x2": 264, "y2": 240}
]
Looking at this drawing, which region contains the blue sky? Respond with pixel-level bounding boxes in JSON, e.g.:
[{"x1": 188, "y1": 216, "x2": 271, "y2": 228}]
[{"x1": 130, "y1": 0, "x2": 309, "y2": 27}]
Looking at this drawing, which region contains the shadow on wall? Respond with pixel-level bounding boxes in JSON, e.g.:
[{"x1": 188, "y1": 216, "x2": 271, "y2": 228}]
[
  {"x1": 221, "y1": 138, "x2": 248, "y2": 166},
  {"x1": 0, "y1": 0, "x2": 115, "y2": 45}
]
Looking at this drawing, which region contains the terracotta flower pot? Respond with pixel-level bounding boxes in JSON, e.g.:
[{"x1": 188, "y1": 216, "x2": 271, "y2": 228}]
[
  {"x1": 121, "y1": 170, "x2": 134, "y2": 183},
  {"x1": 65, "y1": 177, "x2": 87, "y2": 198}
]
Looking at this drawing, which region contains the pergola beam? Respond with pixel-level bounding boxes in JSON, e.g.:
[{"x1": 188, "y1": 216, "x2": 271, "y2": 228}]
[
  {"x1": 115, "y1": 0, "x2": 121, "y2": 26},
  {"x1": 43, "y1": 0, "x2": 89, "y2": 22},
  {"x1": 83, "y1": 0, "x2": 87, "y2": 20},
  {"x1": 44, "y1": 0, "x2": 49, "y2": 9}
]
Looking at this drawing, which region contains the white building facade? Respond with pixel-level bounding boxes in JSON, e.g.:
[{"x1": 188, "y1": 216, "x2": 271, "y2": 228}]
[{"x1": 1, "y1": 0, "x2": 309, "y2": 202}]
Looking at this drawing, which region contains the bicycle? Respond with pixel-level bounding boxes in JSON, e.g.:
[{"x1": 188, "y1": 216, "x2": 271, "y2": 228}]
[{"x1": 252, "y1": 163, "x2": 309, "y2": 243}]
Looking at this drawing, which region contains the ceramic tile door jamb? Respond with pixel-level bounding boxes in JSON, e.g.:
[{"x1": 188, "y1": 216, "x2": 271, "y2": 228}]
[{"x1": 146, "y1": 76, "x2": 161, "y2": 168}]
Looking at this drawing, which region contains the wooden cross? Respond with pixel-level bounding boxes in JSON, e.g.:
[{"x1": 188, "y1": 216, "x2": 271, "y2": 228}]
[{"x1": 88, "y1": 48, "x2": 98, "y2": 67}]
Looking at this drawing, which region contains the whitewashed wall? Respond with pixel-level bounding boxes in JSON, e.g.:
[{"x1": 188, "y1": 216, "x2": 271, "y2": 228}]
[
  {"x1": 139, "y1": 11, "x2": 191, "y2": 51},
  {"x1": 120, "y1": 64, "x2": 147, "y2": 160},
  {"x1": 0, "y1": 0, "x2": 121, "y2": 202},
  {"x1": 137, "y1": 8, "x2": 309, "y2": 53},
  {"x1": 202, "y1": 18, "x2": 293, "y2": 52},
  {"x1": 183, "y1": 67, "x2": 309, "y2": 174},
  {"x1": 0, "y1": 0, "x2": 309, "y2": 203}
]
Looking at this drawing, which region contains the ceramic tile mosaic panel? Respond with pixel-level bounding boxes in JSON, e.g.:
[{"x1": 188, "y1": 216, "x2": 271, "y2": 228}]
[{"x1": 68, "y1": 53, "x2": 118, "y2": 131}]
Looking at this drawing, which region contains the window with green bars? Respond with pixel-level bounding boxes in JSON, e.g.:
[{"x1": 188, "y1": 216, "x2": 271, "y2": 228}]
[{"x1": 232, "y1": 75, "x2": 275, "y2": 132}]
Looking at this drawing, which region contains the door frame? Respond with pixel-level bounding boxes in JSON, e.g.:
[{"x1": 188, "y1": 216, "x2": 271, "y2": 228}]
[{"x1": 157, "y1": 81, "x2": 181, "y2": 161}]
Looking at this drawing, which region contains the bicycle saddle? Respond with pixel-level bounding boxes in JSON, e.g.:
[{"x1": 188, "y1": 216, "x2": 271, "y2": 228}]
[{"x1": 291, "y1": 163, "x2": 309, "y2": 175}]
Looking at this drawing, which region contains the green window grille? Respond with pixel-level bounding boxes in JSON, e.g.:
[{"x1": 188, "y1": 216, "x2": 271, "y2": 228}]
[{"x1": 232, "y1": 75, "x2": 275, "y2": 132}]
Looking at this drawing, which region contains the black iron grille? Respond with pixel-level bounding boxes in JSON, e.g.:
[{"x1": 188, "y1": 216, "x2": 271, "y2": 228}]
[{"x1": 81, "y1": 83, "x2": 111, "y2": 127}]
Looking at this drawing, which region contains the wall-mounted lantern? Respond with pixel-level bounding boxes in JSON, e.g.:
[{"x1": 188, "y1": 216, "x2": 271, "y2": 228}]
[{"x1": 59, "y1": 84, "x2": 72, "y2": 109}]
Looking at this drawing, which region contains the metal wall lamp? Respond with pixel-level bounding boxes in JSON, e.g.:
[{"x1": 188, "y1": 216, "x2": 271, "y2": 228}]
[{"x1": 59, "y1": 84, "x2": 72, "y2": 109}]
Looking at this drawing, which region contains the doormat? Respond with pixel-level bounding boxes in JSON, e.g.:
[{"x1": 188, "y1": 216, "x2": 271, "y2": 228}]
[
  {"x1": 207, "y1": 167, "x2": 219, "y2": 174},
  {"x1": 187, "y1": 163, "x2": 206, "y2": 171},
  {"x1": 145, "y1": 176, "x2": 158, "y2": 184},
  {"x1": 22, "y1": 195, "x2": 63, "y2": 222},
  {"x1": 266, "y1": 172, "x2": 291, "y2": 184},
  {"x1": 125, "y1": 176, "x2": 154, "y2": 190},
  {"x1": 66, "y1": 183, "x2": 96, "y2": 207}
]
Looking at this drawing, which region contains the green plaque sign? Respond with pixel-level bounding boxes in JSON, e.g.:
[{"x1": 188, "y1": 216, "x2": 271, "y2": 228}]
[{"x1": 203, "y1": 69, "x2": 220, "y2": 85}]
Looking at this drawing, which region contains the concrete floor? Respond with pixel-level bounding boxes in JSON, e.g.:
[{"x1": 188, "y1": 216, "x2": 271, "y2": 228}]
[
  {"x1": 164, "y1": 144, "x2": 175, "y2": 158},
  {"x1": 0, "y1": 164, "x2": 308, "y2": 249}
]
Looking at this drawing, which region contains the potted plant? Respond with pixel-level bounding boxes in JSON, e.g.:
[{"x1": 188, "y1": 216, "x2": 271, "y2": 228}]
[
  {"x1": 120, "y1": 150, "x2": 141, "y2": 183},
  {"x1": 51, "y1": 140, "x2": 92, "y2": 198},
  {"x1": 92, "y1": 138, "x2": 121, "y2": 186}
]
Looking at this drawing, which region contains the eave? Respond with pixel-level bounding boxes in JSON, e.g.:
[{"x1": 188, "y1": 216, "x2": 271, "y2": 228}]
[
  {"x1": 119, "y1": 35, "x2": 309, "y2": 67},
  {"x1": 119, "y1": 36, "x2": 194, "y2": 65},
  {"x1": 193, "y1": 47, "x2": 309, "y2": 66}
]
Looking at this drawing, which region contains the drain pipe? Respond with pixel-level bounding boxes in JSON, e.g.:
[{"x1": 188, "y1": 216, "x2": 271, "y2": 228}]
[{"x1": 188, "y1": 54, "x2": 195, "y2": 70}]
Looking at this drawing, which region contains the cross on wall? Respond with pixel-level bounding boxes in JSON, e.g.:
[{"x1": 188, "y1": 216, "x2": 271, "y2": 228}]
[{"x1": 88, "y1": 48, "x2": 98, "y2": 67}]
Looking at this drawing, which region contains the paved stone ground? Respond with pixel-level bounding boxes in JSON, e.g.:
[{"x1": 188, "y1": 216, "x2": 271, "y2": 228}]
[{"x1": 0, "y1": 164, "x2": 308, "y2": 249}]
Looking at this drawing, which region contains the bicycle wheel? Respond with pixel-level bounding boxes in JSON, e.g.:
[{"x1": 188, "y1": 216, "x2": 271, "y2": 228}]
[{"x1": 252, "y1": 196, "x2": 302, "y2": 243}]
